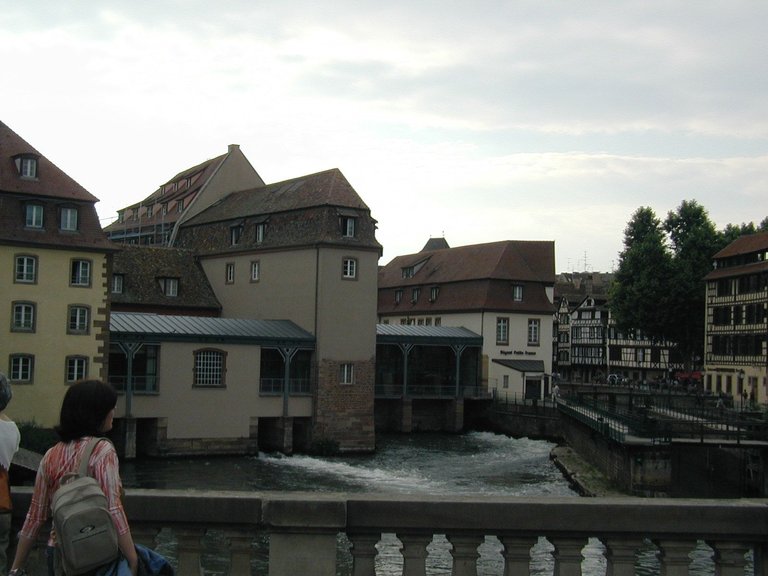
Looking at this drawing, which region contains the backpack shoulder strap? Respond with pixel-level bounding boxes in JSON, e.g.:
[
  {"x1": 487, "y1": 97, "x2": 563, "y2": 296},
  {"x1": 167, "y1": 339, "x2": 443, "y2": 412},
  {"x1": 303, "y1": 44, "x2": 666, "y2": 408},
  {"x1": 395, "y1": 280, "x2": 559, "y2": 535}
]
[{"x1": 77, "y1": 437, "x2": 105, "y2": 478}]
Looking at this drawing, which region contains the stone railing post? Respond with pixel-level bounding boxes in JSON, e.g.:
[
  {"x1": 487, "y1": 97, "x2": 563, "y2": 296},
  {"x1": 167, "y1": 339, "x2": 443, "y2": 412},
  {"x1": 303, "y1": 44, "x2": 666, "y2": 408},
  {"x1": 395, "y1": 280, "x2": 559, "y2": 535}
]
[
  {"x1": 446, "y1": 534, "x2": 483, "y2": 576},
  {"x1": 603, "y1": 538, "x2": 645, "y2": 576},
  {"x1": 348, "y1": 532, "x2": 381, "y2": 576},
  {"x1": 710, "y1": 541, "x2": 750, "y2": 576},
  {"x1": 499, "y1": 535, "x2": 537, "y2": 576},
  {"x1": 174, "y1": 527, "x2": 205, "y2": 576},
  {"x1": 264, "y1": 495, "x2": 345, "y2": 576},
  {"x1": 398, "y1": 533, "x2": 432, "y2": 576},
  {"x1": 549, "y1": 537, "x2": 586, "y2": 576},
  {"x1": 656, "y1": 540, "x2": 693, "y2": 576},
  {"x1": 225, "y1": 529, "x2": 255, "y2": 575}
]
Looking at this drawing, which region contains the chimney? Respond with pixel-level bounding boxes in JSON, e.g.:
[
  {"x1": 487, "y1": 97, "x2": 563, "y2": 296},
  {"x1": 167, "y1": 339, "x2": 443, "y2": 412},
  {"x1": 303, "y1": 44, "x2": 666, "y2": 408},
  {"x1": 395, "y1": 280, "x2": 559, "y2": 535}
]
[{"x1": 228, "y1": 144, "x2": 240, "y2": 153}]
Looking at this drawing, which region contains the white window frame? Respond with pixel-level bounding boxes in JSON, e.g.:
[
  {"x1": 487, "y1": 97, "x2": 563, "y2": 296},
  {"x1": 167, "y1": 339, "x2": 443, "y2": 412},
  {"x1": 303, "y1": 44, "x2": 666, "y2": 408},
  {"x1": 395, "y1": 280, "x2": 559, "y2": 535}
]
[
  {"x1": 250, "y1": 261, "x2": 260, "y2": 282},
  {"x1": 21, "y1": 157, "x2": 38, "y2": 178},
  {"x1": 194, "y1": 349, "x2": 226, "y2": 387},
  {"x1": 12, "y1": 302, "x2": 36, "y2": 332},
  {"x1": 112, "y1": 274, "x2": 124, "y2": 294},
  {"x1": 15, "y1": 255, "x2": 37, "y2": 283},
  {"x1": 10, "y1": 355, "x2": 34, "y2": 383},
  {"x1": 342, "y1": 216, "x2": 356, "y2": 238},
  {"x1": 70, "y1": 259, "x2": 91, "y2": 287},
  {"x1": 496, "y1": 317, "x2": 509, "y2": 345},
  {"x1": 66, "y1": 356, "x2": 88, "y2": 383},
  {"x1": 68, "y1": 305, "x2": 90, "y2": 334},
  {"x1": 60, "y1": 207, "x2": 78, "y2": 231},
  {"x1": 225, "y1": 263, "x2": 235, "y2": 284},
  {"x1": 411, "y1": 287, "x2": 420, "y2": 303},
  {"x1": 342, "y1": 257, "x2": 357, "y2": 279},
  {"x1": 160, "y1": 277, "x2": 179, "y2": 297},
  {"x1": 512, "y1": 284, "x2": 524, "y2": 301},
  {"x1": 255, "y1": 223, "x2": 266, "y2": 244},
  {"x1": 230, "y1": 226, "x2": 242, "y2": 246},
  {"x1": 527, "y1": 318, "x2": 541, "y2": 346},
  {"x1": 25, "y1": 204, "x2": 43, "y2": 228},
  {"x1": 340, "y1": 363, "x2": 354, "y2": 385}
]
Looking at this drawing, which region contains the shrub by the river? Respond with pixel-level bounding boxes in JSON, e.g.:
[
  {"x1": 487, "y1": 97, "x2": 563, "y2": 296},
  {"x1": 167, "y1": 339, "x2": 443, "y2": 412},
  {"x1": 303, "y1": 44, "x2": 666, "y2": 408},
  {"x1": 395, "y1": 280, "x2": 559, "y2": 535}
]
[{"x1": 17, "y1": 421, "x2": 58, "y2": 454}]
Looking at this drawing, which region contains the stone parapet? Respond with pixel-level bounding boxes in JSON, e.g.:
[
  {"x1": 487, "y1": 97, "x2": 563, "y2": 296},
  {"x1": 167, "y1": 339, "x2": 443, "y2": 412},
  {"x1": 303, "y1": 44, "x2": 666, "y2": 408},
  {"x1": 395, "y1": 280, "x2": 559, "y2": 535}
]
[{"x1": 10, "y1": 489, "x2": 768, "y2": 576}]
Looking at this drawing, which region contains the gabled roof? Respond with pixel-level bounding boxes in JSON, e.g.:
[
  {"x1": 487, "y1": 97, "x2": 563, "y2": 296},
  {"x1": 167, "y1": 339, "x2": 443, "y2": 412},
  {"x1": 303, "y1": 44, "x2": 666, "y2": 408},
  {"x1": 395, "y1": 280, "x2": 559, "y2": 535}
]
[
  {"x1": 713, "y1": 231, "x2": 768, "y2": 259},
  {"x1": 182, "y1": 168, "x2": 371, "y2": 226},
  {"x1": 111, "y1": 246, "x2": 221, "y2": 312},
  {"x1": 111, "y1": 312, "x2": 314, "y2": 345},
  {"x1": 0, "y1": 120, "x2": 98, "y2": 202},
  {"x1": 378, "y1": 240, "x2": 555, "y2": 287}
]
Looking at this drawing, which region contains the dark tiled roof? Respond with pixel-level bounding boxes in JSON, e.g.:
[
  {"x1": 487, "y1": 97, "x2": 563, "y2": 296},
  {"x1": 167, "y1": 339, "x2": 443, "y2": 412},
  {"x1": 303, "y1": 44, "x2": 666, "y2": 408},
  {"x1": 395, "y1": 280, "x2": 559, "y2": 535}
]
[
  {"x1": 0, "y1": 121, "x2": 113, "y2": 251},
  {"x1": 378, "y1": 240, "x2": 555, "y2": 287},
  {"x1": 705, "y1": 260, "x2": 768, "y2": 280},
  {"x1": 492, "y1": 359, "x2": 546, "y2": 373},
  {"x1": 421, "y1": 237, "x2": 450, "y2": 252},
  {"x1": 713, "y1": 231, "x2": 768, "y2": 259},
  {"x1": 0, "y1": 120, "x2": 98, "y2": 202},
  {"x1": 182, "y1": 168, "x2": 371, "y2": 226},
  {"x1": 376, "y1": 324, "x2": 482, "y2": 346},
  {"x1": 111, "y1": 311, "x2": 314, "y2": 345},
  {"x1": 111, "y1": 246, "x2": 221, "y2": 312}
]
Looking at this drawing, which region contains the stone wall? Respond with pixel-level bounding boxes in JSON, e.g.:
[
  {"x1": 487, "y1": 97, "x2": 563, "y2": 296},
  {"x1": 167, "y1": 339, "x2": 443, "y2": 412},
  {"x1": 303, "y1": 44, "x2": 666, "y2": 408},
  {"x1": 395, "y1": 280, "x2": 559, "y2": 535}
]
[{"x1": 313, "y1": 357, "x2": 375, "y2": 452}]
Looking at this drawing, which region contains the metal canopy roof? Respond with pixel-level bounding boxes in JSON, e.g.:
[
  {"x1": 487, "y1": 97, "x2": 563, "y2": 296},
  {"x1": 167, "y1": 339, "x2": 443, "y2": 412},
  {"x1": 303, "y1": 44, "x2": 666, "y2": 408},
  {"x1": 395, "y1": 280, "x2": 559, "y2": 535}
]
[
  {"x1": 110, "y1": 312, "x2": 315, "y2": 346},
  {"x1": 376, "y1": 324, "x2": 482, "y2": 346}
]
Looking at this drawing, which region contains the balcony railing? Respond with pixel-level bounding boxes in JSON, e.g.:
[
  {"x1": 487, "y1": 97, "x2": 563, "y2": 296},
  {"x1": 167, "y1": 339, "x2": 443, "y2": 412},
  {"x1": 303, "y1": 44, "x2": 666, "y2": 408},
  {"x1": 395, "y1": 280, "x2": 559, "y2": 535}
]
[
  {"x1": 10, "y1": 489, "x2": 766, "y2": 576},
  {"x1": 259, "y1": 378, "x2": 312, "y2": 395}
]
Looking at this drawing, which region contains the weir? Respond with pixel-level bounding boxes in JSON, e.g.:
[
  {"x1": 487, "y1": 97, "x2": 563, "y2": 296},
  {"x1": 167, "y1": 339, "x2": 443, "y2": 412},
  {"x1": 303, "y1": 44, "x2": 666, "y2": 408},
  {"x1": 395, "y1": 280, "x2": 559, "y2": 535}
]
[{"x1": 10, "y1": 489, "x2": 767, "y2": 576}]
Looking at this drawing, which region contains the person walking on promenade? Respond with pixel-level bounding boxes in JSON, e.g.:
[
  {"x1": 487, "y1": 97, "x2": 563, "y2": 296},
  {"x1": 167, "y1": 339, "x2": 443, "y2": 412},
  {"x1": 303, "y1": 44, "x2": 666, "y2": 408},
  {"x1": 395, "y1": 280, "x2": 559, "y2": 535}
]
[
  {"x1": 9, "y1": 380, "x2": 138, "y2": 576},
  {"x1": 0, "y1": 373, "x2": 20, "y2": 576}
]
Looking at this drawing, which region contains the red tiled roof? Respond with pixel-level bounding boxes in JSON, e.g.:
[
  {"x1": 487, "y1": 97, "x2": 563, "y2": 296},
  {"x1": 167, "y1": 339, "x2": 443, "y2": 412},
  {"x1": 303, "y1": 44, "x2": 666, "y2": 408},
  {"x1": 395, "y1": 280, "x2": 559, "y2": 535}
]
[
  {"x1": 0, "y1": 120, "x2": 98, "y2": 202},
  {"x1": 378, "y1": 240, "x2": 555, "y2": 287},
  {"x1": 713, "y1": 231, "x2": 768, "y2": 259}
]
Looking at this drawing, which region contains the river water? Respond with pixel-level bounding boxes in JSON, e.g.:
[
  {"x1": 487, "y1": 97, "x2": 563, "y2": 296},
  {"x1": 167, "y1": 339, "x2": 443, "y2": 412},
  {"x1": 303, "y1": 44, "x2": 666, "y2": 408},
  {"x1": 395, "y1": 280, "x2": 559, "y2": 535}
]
[{"x1": 119, "y1": 432, "x2": 738, "y2": 576}]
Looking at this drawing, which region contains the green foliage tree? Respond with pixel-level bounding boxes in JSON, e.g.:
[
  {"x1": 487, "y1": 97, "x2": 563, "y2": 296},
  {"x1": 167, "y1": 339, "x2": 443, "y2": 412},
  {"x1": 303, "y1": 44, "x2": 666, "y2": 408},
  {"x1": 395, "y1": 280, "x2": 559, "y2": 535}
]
[
  {"x1": 663, "y1": 200, "x2": 722, "y2": 368},
  {"x1": 610, "y1": 207, "x2": 673, "y2": 341},
  {"x1": 611, "y1": 200, "x2": 767, "y2": 371}
]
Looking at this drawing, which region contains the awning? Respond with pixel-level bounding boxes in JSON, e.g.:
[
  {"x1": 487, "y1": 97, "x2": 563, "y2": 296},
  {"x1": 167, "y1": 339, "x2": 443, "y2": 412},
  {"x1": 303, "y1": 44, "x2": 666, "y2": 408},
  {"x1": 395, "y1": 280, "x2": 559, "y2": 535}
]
[{"x1": 492, "y1": 359, "x2": 546, "y2": 374}]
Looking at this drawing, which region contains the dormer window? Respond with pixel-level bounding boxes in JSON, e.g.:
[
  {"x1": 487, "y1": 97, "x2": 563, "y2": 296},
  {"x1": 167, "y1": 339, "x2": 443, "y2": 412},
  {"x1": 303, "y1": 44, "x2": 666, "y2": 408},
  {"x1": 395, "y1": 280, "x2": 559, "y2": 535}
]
[
  {"x1": 255, "y1": 221, "x2": 267, "y2": 243},
  {"x1": 341, "y1": 216, "x2": 356, "y2": 238},
  {"x1": 25, "y1": 204, "x2": 43, "y2": 228},
  {"x1": 112, "y1": 274, "x2": 124, "y2": 294},
  {"x1": 512, "y1": 284, "x2": 524, "y2": 301},
  {"x1": 60, "y1": 207, "x2": 78, "y2": 231},
  {"x1": 429, "y1": 286, "x2": 440, "y2": 302},
  {"x1": 230, "y1": 225, "x2": 243, "y2": 246},
  {"x1": 14, "y1": 154, "x2": 39, "y2": 179},
  {"x1": 402, "y1": 266, "x2": 414, "y2": 279},
  {"x1": 159, "y1": 277, "x2": 179, "y2": 297}
]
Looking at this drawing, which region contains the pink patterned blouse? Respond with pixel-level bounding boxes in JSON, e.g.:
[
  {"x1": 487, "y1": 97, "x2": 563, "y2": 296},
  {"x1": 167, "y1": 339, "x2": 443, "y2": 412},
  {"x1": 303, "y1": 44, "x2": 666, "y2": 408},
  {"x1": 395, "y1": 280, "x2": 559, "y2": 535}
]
[{"x1": 19, "y1": 437, "x2": 130, "y2": 546}]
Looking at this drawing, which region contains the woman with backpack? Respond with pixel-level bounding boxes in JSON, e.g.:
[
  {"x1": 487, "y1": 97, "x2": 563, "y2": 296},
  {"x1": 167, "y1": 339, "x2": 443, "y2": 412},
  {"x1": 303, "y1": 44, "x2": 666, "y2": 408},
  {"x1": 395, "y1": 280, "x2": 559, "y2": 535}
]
[{"x1": 9, "y1": 380, "x2": 138, "y2": 576}]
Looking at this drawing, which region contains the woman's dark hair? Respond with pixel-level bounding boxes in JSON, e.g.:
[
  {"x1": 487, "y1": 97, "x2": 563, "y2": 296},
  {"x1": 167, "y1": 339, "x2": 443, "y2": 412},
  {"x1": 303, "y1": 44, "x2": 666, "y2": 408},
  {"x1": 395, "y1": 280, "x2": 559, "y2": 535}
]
[{"x1": 56, "y1": 379, "x2": 118, "y2": 442}]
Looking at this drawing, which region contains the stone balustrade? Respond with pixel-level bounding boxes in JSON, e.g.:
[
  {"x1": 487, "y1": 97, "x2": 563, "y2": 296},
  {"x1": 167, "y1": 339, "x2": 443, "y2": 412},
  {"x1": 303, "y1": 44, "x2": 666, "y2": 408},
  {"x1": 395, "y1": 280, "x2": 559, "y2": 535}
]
[{"x1": 11, "y1": 488, "x2": 767, "y2": 576}]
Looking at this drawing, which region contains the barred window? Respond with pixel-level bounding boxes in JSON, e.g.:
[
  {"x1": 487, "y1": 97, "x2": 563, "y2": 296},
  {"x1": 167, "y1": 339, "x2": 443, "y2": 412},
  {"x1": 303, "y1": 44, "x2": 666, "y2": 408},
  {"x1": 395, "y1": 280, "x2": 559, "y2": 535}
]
[{"x1": 194, "y1": 349, "x2": 226, "y2": 387}]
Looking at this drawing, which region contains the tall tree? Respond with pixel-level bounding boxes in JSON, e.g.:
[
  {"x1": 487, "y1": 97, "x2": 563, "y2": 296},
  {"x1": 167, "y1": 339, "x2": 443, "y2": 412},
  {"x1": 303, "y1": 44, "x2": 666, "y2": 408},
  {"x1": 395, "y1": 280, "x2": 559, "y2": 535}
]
[
  {"x1": 610, "y1": 207, "x2": 673, "y2": 340},
  {"x1": 663, "y1": 200, "x2": 721, "y2": 369}
]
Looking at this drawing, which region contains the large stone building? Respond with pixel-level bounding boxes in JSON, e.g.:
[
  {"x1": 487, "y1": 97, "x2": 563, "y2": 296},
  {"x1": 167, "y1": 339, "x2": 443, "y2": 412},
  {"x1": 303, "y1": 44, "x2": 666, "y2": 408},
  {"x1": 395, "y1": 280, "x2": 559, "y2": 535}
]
[
  {"x1": 704, "y1": 231, "x2": 768, "y2": 405},
  {"x1": 0, "y1": 120, "x2": 115, "y2": 426},
  {"x1": 107, "y1": 159, "x2": 381, "y2": 454},
  {"x1": 377, "y1": 239, "x2": 556, "y2": 401}
]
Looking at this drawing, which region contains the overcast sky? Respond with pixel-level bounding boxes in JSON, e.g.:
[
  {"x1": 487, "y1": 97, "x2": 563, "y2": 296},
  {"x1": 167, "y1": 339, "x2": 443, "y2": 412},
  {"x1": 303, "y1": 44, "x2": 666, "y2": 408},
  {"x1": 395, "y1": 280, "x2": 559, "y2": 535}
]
[{"x1": 2, "y1": 1, "x2": 767, "y2": 272}]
